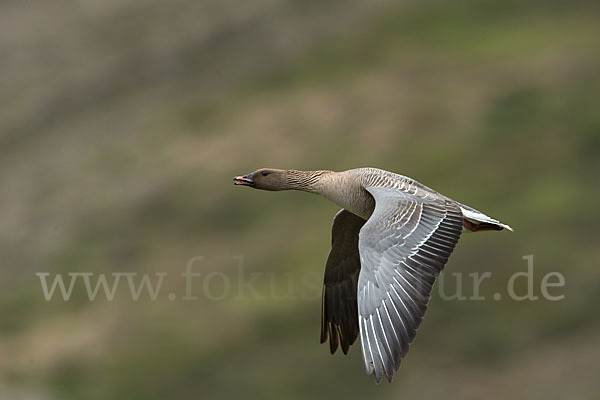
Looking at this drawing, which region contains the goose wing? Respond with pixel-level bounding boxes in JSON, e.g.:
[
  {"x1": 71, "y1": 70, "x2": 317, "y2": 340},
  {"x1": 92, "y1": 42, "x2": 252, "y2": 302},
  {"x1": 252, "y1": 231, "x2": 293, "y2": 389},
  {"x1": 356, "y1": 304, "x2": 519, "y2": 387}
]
[
  {"x1": 357, "y1": 186, "x2": 463, "y2": 382},
  {"x1": 321, "y1": 209, "x2": 366, "y2": 354}
]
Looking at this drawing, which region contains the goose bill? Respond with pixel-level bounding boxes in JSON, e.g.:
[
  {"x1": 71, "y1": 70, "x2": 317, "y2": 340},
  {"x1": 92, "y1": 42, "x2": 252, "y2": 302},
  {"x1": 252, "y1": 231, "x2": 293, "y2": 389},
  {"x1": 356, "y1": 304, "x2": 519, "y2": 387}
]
[{"x1": 233, "y1": 175, "x2": 254, "y2": 186}]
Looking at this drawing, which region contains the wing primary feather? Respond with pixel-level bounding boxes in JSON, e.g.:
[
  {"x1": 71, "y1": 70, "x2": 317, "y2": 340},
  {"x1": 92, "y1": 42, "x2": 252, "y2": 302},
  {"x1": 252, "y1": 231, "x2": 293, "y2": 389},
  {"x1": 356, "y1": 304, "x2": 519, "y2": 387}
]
[{"x1": 369, "y1": 317, "x2": 385, "y2": 383}]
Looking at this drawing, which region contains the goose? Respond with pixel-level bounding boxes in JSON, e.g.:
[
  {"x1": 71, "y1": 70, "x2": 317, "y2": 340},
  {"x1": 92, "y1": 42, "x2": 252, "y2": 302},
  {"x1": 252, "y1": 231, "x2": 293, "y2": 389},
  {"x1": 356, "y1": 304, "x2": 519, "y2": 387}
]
[{"x1": 233, "y1": 167, "x2": 512, "y2": 383}]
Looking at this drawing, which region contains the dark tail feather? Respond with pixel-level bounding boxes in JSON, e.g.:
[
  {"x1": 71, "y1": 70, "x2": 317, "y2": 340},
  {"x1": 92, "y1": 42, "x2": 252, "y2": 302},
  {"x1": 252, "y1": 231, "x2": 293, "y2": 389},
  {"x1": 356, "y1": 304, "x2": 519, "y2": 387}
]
[{"x1": 463, "y1": 219, "x2": 505, "y2": 232}]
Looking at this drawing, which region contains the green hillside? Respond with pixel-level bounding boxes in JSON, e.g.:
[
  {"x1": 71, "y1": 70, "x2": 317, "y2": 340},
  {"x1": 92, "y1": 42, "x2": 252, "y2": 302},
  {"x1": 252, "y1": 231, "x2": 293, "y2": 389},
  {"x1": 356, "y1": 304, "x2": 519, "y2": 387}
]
[{"x1": 1, "y1": 0, "x2": 599, "y2": 399}]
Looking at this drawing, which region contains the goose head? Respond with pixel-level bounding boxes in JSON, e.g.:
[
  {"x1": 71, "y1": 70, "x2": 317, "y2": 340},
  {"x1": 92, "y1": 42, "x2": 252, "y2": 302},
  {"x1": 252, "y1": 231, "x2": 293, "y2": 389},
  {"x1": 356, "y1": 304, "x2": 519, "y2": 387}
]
[{"x1": 233, "y1": 168, "x2": 288, "y2": 191}]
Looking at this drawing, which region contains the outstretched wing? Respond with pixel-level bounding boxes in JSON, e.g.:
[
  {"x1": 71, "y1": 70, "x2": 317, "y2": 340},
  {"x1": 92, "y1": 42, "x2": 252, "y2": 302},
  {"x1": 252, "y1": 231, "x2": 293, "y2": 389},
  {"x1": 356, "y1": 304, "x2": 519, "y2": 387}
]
[
  {"x1": 321, "y1": 209, "x2": 366, "y2": 354},
  {"x1": 357, "y1": 187, "x2": 463, "y2": 383}
]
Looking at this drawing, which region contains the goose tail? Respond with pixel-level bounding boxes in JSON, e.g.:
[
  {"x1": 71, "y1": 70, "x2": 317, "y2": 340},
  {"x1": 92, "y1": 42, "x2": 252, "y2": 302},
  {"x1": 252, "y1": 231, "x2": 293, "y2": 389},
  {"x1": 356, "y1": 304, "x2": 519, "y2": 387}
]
[{"x1": 459, "y1": 204, "x2": 513, "y2": 232}]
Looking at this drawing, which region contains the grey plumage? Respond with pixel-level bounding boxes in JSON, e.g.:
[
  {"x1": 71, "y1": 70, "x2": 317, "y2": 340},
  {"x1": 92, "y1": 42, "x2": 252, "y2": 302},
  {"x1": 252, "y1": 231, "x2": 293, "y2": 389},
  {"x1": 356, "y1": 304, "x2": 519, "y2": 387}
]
[
  {"x1": 355, "y1": 186, "x2": 463, "y2": 382},
  {"x1": 233, "y1": 167, "x2": 512, "y2": 383}
]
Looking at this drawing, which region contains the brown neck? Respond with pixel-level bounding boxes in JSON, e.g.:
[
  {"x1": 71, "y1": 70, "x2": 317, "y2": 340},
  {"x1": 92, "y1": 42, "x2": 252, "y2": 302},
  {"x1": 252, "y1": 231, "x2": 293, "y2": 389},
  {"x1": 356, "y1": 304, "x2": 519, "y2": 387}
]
[{"x1": 284, "y1": 170, "x2": 333, "y2": 193}]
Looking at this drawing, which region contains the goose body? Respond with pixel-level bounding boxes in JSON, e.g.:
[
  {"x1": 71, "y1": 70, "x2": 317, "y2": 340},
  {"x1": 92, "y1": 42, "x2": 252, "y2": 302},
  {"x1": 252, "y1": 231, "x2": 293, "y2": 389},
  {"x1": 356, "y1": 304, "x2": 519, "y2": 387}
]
[{"x1": 233, "y1": 167, "x2": 512, "y2": 383}]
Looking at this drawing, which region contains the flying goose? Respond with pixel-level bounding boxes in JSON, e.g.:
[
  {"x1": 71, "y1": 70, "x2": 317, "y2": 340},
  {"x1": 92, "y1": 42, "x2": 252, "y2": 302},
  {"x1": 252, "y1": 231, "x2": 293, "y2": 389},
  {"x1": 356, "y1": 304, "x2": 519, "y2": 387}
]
[{"x1": 233, "y1": 167, "x2": 512, "y2": 383}]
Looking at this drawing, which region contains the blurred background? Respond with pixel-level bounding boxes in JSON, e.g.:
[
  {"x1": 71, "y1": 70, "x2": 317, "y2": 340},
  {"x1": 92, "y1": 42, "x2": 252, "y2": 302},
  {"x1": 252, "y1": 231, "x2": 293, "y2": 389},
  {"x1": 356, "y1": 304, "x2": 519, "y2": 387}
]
[{"x1": 1, "y1": 0, "x2": 599, "y2": 399}]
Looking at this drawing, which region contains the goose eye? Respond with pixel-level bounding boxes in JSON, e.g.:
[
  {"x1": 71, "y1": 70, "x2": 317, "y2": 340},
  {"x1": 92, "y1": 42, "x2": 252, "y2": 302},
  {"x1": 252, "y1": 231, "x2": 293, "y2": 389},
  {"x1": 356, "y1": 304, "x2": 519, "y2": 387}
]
[{"x1": 261, "y1": 171, "x2": 269, "y2": 176}]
